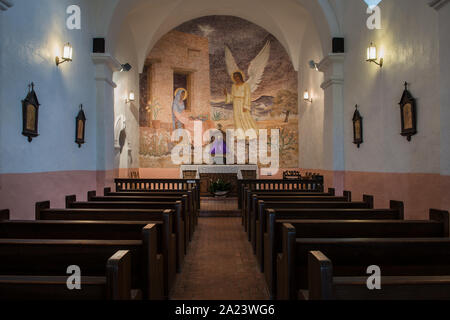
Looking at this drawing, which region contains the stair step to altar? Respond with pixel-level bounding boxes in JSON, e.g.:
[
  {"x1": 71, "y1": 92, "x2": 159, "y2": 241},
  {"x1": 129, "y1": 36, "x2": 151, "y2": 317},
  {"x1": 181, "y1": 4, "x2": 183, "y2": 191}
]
[{"x1": 199, "y1": 197, "x2": 241, "y2": 217}]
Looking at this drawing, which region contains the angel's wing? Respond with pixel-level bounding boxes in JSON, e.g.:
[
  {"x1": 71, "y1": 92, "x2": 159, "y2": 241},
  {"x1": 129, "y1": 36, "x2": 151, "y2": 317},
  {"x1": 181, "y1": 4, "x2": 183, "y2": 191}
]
[
  {"x1": 247, "y1": 41, "x2": 271, "y2": 93},
  {"x1": 225, "y1": 46, "x2": 239, "y2": 79}
]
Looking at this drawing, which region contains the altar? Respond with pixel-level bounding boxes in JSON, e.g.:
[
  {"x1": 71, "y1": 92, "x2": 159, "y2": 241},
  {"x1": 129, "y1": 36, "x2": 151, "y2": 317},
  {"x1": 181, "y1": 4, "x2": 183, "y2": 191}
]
[{"x1": 180, "y1": 165, "x2": 259, "y2": 196}]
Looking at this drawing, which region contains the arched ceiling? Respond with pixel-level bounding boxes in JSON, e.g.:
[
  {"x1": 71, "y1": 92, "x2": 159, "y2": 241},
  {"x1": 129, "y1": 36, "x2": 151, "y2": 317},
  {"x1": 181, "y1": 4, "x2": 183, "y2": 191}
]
[{"x1": 96, "y1": 0, "x2": 342, "y2": 72}]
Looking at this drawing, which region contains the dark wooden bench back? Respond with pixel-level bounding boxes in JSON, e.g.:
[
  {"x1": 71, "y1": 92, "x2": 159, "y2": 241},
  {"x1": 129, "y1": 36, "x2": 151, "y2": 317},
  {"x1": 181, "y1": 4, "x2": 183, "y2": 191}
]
[
  {"x1": 247, "y1": 196, "x2": 375, "y2": 250},
  {"x1": 0, "y1": 250, "x2": 132, "y2": 300},
  {"x1": 307, "y1": 251, "x2": 450, "y2": 300},
  {"x1": 262, "y1": 203, "x2": 405, "y2": 298},
  {"x1": 0, "y1": 233, "x2": 163, "y2": 300},
  {"x1": 0, "y1": 210, "x2": 9, "y2": 221},
  {"x1": 0, "y1": 219, "x2": 175, "y2": 298},
  {"x1": 35, "y1": 202, "x2": 183, "y2": 276},
  {"x1": 238, "y1": 177, "x2": 324, "y2": 209},
  {"x1": 88, "y1": 191, "x2": 194, "y2": 241},
  {"x1": 278, "y1": 215, "x2": 450, "y2": 299},
  {"x1": 242, "y1": 188, "x2": 336, "y2": 232},
  {"x1": 114, "y1": 179, "x2": 200, "y2": 211},
  {"x1": 65, "y1": 195, "x2": 187, "y2": 255},
  {"x1": 104, "y1": 187, "x2": 199, "y2": 213}
]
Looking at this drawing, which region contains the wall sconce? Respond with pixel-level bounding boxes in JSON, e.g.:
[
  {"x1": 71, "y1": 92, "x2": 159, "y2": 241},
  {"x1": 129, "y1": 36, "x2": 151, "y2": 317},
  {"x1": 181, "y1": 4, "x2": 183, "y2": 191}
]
[
  {"x1": 56, "y1": 43, "x2": 73, "y2": 66},
  {"x1": 303, "y1": 90, "x2": 312, "y2": 103},
  {"x1": 366, "y1": 42, "x2": 383, "y2": 67},
  {"x1": 308, "y1": 60, "x2": 319, "y2": 71},
  {"x1": 126, "y1": 91, "x2": 135, "y2": 104}
]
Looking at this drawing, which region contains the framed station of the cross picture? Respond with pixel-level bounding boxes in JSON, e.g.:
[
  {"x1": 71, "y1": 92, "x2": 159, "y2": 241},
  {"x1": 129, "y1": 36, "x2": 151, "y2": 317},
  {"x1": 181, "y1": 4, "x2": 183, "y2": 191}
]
[
  {"x1": 352, "y1": 105, "x2": 363, "y2": 148},
  {"x1": 399, "y1": 82, "x2": 417, "y2": 142}
]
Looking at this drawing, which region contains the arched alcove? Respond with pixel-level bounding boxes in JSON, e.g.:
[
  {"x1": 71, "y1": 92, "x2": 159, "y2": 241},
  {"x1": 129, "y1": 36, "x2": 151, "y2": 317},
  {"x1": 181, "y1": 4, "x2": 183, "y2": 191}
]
[{"x1": 96, "y1": 0, "x2": 344, "y2": 184}]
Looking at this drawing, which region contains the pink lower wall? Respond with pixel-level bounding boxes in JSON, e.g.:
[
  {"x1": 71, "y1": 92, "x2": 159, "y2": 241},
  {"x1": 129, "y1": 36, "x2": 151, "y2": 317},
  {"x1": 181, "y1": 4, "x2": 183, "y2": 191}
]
[
  {"x1": 0, "y1": 170, "x2": 115, "y2": 220},
  {"x1": 2, "y1": 167, "x2": 448, "y2": 221},
  {"x1": 307, "y1": 169, "x2": 449, "y2": 220}
]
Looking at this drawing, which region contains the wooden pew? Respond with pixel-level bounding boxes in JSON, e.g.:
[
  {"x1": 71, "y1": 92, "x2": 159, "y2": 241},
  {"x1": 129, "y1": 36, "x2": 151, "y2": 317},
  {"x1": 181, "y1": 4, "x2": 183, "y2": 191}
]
[
  {"x1": 0, "y1": 250, "x2": 134, "y2": 300},
  {"x1": 250, "y1": 193, "x2": 373, "y2": 251},
  {"x1": 114, "y1": 178, "x2": 200, "y2": 212},
  {"x1": 88, "y1": 190, "x2": 193, "y2": 244},
  {"x1": 65, "y1": 195, "x2": 186, "y2": 259},
  {"x1": 259, "y1": 199, "x2": 402, "y2": 270},
  {"x1": 0, "y1": 235, "x2": 164, "y2": 300},
  {"x1": 237, "y1": 177, "x2": 325, "y2": 210},
  {"x1": 247, "y1": 190, "x2": 352, "y2": 241},
  {"x1": 0, "y1": 218, "x2": 176, "y2": 299},
  {"x1": 305, "y1": 251, "x2": 450, "y2": 300},
  {"x1": 36, "y1": 202, "x2": 178, "y2": 296},
  {"x1": 262, "y1": 202, "x2": 406, "y2": 297},
  {"x1": 277, "y1": 210, "x2": 450, "y2": 300},
  {"x1": 104, "y1": 187, "x2": 198, "y2": 228},
  {"x1": 242, "y1": 188, "x2": 336, "y2": 231},
  {"x1": 0, "y1": 210, "x2": 9, "y2": 221}
]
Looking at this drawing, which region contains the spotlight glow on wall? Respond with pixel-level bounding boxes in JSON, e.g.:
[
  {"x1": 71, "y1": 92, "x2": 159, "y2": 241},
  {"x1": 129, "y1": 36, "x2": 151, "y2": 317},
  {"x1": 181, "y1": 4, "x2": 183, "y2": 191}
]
[
  {"x1": 366, "y1": 42, "x2": 383, "y2": 67},
  {"x1": 126, "y1": 91, "x2": 135, "y2": 104},
  {"x1": 56, "y1": 43, "x2": 73, "y2": 66},
  {"x1": 303, "y1": 90, "x2": 312, "y2": 103}
]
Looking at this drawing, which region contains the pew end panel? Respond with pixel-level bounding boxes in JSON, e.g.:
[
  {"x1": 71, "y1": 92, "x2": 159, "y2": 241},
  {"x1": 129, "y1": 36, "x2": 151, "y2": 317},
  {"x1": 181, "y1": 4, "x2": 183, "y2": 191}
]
[
  {"x1": 35, "y1": 201, "x2": 51, "y2": 220},
  {"x1": 104, "y1": 187, "x2": 112, "y2": 195},
  {"x1": 0, "y1": 210, "x2": 10, "y2": 221},
  {"x1": 430, "y1": 209, "x2": 450, "y2": 237},
  {"x1": 65, "y1": 195, "x2": 77, "y2": 208},
  {"x1": 87, "y1": 190, "x2": 97, "y2": 201},
  {"x1": 363, "y1": 195, "x2": 374, "y2": 209},
  {"x1": 277, "y1": 223, "x2": 296, "y2": 300},
  {"x1": 390, "y1": 200, "x2": 405, "y2": 220},
  {"x1": 343, "y1": 191, "x2": 351, "y2": 202},
  {"x1": 306, "y1": 250, "x2": 450, "y2": 300},
  {"x1": 106, "y1": 250, "x2": 133, "y2": 300},
  {"x1": 307, "y1": 251, "x2": 334, "y2": 300},
  {"x1": 264, "y1": 209, "x2": 276, "y2": 296},
  {"x1": 142, "y1": 224, "x2": 165, "y2": 300}
]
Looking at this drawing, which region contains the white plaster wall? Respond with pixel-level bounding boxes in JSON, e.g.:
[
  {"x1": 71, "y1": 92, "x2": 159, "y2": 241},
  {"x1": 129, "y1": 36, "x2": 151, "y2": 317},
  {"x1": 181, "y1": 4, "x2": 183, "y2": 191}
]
[
  {"x1": 112, "y1": 23, "x2": 140, "y2": 170},
  {"x1": 0, "y1": 0, "x2": 98, "y2": 174},
  {"x1": 343, "y1": 0, "x2": 441, "y2": 174},
  {"x1": 298, "y1": 17, "x2": 326, "y2": 169}
]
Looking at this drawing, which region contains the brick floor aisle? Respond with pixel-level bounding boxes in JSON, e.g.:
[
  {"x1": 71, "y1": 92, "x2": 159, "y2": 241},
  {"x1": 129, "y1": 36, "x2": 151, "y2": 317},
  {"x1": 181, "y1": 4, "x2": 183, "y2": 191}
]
[{"x1": 170, "y1": 217, "x2": 269, "y2": 300}]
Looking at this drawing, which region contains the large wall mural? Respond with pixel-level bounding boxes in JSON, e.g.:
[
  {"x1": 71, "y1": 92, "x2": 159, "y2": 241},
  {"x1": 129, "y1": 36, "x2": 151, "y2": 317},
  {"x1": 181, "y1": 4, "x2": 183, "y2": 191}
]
[{"x1": 139, "y1": 15, "x2": 299, "y2": 168}]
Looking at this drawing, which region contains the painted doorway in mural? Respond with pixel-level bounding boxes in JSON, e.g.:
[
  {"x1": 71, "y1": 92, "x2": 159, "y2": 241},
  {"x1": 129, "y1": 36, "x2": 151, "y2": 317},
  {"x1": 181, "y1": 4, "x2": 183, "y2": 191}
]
[{"x1": 174, "y1": 71, "x2": 192, "y2": 111}]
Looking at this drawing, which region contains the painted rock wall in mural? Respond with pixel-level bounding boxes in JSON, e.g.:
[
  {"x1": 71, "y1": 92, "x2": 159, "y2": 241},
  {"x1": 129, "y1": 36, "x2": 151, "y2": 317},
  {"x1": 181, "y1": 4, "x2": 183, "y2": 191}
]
[{"x1": 139, "y1": 15, "x2": 299, "y2": 168}]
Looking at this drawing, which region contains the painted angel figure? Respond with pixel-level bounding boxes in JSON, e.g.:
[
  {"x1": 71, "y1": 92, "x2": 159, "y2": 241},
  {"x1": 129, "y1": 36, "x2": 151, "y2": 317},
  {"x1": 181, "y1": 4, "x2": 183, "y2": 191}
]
[{"x1": 223, "y1": 41, "x2": 271, "y2": 135}]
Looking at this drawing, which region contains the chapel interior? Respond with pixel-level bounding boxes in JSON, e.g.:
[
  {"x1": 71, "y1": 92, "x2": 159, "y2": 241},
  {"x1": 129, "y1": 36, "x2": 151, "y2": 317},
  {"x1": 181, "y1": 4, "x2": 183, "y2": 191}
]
[{"x1": 0, "y1": 0, "x2": 450, "y2": 302}]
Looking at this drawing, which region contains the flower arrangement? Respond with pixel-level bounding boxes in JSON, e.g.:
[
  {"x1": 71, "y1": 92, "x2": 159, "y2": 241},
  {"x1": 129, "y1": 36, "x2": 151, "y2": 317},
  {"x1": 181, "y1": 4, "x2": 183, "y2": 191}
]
[{"x1": 208, "y1": 179, "x2": 232, "y2": 196}]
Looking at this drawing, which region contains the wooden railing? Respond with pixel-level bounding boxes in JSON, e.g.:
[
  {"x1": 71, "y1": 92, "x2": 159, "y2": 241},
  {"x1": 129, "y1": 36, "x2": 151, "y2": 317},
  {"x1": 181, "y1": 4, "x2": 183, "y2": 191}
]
[
  {"x1": 114, "y1": 178, "x2": 201, "y2": 208},
  {"x1": 237, "y1": 177, "x2": 324, "y2": 209}
]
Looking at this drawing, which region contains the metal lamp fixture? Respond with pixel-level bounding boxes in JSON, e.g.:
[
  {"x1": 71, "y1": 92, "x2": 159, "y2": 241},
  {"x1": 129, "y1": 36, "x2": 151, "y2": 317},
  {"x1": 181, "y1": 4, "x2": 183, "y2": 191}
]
[
  {"x1": 366, "y1": 42, "x2": 383, "y2": 67},
  {"x1": 303, "y1": 90, "x2": 312, "y2": 103},
  {"x1": 56, "y1": 43, "x2": 73, "y2": 66},
  {"x1": 126, "y1": 91, "x2": 135, "y2": 104}
]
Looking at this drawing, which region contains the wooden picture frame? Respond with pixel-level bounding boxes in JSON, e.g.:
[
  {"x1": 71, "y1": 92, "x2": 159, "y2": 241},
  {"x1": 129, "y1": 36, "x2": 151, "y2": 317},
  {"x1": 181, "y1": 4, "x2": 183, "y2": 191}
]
[
  {"x1": 352, "y1": 105, "x2": 363, "y2": 148},
  {"x1": 75, "y1": 105, "x2": 86, "y2": 148},
  {"x1": 399, "y1": 82, "x2": 417, "y2": 142},
  {"x1": 21, "y1": 83, "x2": 40, "y2": 143}
]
